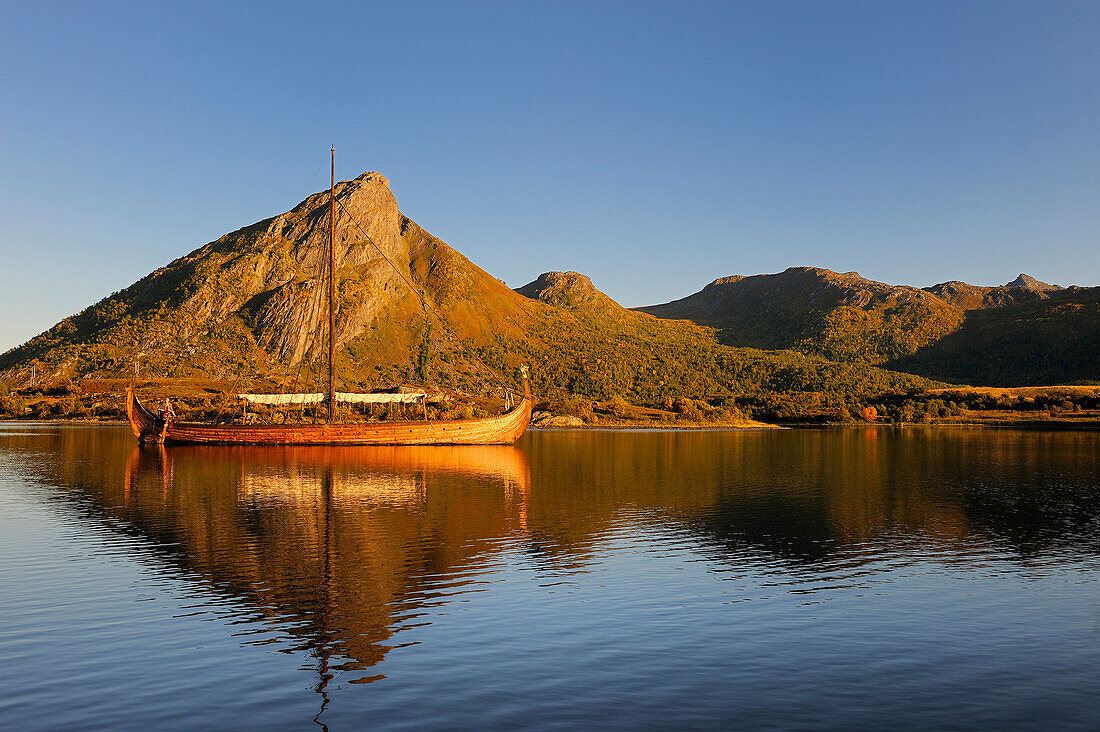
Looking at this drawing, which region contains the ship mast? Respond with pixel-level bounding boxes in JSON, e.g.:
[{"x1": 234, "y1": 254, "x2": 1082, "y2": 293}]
[{"x1": 328, "y1": 146, "x2": 336, "y2": 423}]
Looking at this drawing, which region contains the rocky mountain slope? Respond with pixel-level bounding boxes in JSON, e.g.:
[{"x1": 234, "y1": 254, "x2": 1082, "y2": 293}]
[
  {"x1": 0, "y1": 173, "x2": 536, "y2": 391},
  {"x1": 4, "y1": 169, "x2": 1091, "y2": 398},
  {"x1": 0, "y1": 175, "x2": 936, "y2": 408}
]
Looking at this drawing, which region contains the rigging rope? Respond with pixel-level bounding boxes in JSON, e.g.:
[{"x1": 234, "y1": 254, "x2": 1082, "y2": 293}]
[
  {"x1": 333, "y1": 196, "x2": 427, "y2": 311},
  {"x1": 331, "y1": 195, "x2": 518, "y2": 397}
]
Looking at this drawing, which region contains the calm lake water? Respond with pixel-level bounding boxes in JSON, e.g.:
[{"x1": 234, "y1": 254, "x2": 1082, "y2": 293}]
[{"x1": 1, "y1": 424, "x2": 1099, "y2": 729}]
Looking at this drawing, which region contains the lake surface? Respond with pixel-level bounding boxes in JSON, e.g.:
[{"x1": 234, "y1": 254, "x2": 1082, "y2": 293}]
[{"x1": 1, "y1": 424, "x2": 1099, "y2": 729}]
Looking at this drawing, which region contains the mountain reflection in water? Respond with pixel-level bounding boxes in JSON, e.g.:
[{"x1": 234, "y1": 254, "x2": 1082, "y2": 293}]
[{"x1": 2, "y1": 425, "x2": 1099, "y2": 728}]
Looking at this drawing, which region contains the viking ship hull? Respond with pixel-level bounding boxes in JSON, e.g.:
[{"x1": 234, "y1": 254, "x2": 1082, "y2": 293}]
[{"x1": 126, "y1": 386, "x2": 531, "y2": 446}]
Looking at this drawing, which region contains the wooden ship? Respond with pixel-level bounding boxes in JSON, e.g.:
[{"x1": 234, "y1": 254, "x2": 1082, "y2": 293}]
[{"x1": 127, "y1": 149, "x2": 531, "y2": 446}]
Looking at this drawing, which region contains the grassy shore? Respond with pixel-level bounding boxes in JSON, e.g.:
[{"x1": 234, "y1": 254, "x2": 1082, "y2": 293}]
[{"x1": 1, "y1": 379, "x2": 1098, "y2": 429}]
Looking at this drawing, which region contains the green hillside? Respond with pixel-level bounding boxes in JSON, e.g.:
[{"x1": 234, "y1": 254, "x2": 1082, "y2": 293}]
[
  {"x1": 505, "y1": 271, "x2": 938, "y2": 414},
  {"x1": 0, "y1": 175, "x2": 941, "y2": 421}
]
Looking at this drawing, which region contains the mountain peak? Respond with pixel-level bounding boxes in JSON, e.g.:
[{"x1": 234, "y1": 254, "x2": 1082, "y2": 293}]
[
  {"x1": 337, "y1": 171, "x2": 394, "y2": 204},
  {"x1": 259, "y1": 169, "x2": 403, "y2": 267},
  {"x1": 709, "y1": 275, "x2": 744, "y2": 286},
  {"x1": 515, "y1": 271, "x2": 622, "y2": 313},
  {"x1": 0, "y1": 169, "x2": 529, "y2": 381},
  {"x1": 350, "y1": 170, "x2": 389, "y2": 186},
  {"x1": 1005, "y1": 273, "x2": 1060, "y2": 291}
]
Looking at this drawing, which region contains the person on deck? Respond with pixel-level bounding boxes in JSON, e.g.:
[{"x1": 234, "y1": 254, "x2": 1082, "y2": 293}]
[{"x1": 157, "y1": 398, "x2": 176, "y2": 422}]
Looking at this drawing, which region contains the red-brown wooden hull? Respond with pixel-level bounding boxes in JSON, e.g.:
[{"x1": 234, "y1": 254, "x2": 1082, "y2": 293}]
[{"x1": 127, "y1": 386, "x2": 531, "y2": 445}]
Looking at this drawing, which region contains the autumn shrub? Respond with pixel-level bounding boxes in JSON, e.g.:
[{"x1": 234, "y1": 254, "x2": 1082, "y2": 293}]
[
  {"x1": 673, "y1": 398, "x2": 703, "y2": 422},
  {"x1": 63, "y1": 397, "x2": 90, "y2": 419},
  {"x1": 92, "y1": 402, "x2": 123, "y2": 419},
  {"x1": 0, "y1": 393, "x2": 24, "y2": 418},
  {"x1": 709, "y1": 407, "x2": 732, "y2": 422},
  {"x1": 606, "y1": 394, "x2": 629, "y2": 417},
  {"x1": 557, "y1": 396, "x2": 595, "y2": 423},
  {"x1": 47, "y1": 378, "x2": 79, "y2": 397}
]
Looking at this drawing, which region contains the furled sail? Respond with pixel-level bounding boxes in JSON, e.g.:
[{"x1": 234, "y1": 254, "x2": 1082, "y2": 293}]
[
  {"x1": 335, "y1": 392, "x2": 426, "y2": 404},
  {"x1": 238, "y1": 392, "x2": 427, "y2": 405},
  {"x1": 238, "y1": 393, "x2": 326, "y2": 405}
]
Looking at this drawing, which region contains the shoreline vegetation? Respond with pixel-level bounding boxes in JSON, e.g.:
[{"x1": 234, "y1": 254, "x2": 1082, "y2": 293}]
[{"x1": 2, "y1": 378, "x2": 1097, "y2": 430}]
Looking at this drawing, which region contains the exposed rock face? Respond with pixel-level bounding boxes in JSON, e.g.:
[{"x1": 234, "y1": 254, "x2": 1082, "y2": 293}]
[
  {"x1": 1006, "y1": 273, "x2": 1061, "y2": 291},
  {"x1": 531, "y1": 412, "x2": 584, "y2": 426},
  {"x1": 240, "y1": 172, "x2": 412, "y2": 361}
]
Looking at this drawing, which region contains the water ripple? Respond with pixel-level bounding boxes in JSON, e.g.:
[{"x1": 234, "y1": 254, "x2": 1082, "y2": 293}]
[{"x1": 3, "y1": 426, "x2": 1100, "y2": 728}]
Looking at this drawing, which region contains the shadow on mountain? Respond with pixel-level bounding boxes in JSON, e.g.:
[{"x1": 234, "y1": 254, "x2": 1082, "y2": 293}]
[{"x1": 887, "y1": 288, "x2": 1100, "y2": 386}]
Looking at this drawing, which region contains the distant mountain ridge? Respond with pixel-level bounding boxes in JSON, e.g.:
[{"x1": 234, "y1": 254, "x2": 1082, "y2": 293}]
[
  {"x1": 891, "y1": 283, "x2": 1099, "y2": 386},
  {"x1": 923, "y1": 273, "x2": 1065, "y2": 310},
  {"x1": 638, "y1": 266, "x2": 963, "y2": 364},
  {"x1": 639, "y1": 268, "x2": 1098, "y2": 386}
]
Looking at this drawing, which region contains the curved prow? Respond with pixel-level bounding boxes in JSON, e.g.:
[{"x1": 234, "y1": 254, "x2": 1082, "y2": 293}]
[
  {"x1": 507, "y1": 364, "x2": 533, "y2": 442},
  {"x1": 520, "y1": 364, "x2": 531, "y2": 402},
  {"x1": 126, "y1": 386, "x2": 165, "y2": 443}
]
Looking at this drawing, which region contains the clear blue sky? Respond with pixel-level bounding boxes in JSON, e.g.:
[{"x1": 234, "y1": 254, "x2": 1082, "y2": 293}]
[{"x1": 1, "y1": 1, "x2": 1098, "y2": 352}]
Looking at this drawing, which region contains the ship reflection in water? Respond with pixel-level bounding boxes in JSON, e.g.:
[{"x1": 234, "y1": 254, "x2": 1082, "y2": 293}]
[
  {"x1": 121, "y1": 443, "x2": 533, "y2": 685},
  {"x1": 2, "y1": 426, "x2": 1100, "y2": 728}
]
